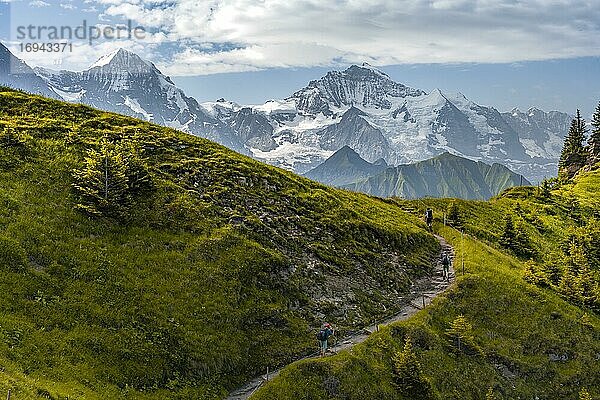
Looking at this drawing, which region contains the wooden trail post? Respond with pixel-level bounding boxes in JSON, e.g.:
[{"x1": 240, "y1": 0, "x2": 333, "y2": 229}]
[
  {"x1": 422, "y1": 295, "x2": 426, "y2": 308},
  {"x1": 266, "y1": 367, "x2": 269, "y2": 382},
  {"x1": 6, "y1": 389, "x2": 11, "y2": 400}
]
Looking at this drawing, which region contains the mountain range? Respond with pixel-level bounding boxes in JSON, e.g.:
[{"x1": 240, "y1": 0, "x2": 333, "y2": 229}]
[
  {"x1": 306, "y1": 146, "x2": 529, "y2": 200},
  {"x1": 0, "y1": 44, "x2": 58, "y2": 99},
  {"x1": 0, "y1": 43, "x2": 572, "y2": 183}
]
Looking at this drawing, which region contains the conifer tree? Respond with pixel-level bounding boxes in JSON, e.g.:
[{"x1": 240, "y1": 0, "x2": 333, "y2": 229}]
[
  {"x1": 514, "y1": 222, "x2": 536, "y2": 259},
  {"x1": 73, "y1": 139, "x2": 153, "y2": 219},
  {"x1": 537, "y1": 179, "x2": 552, "y2": 199},
  {"x1": 588, "y1": 101, "x2": 600, "y2": 167},
  {"x1": 119, "y1": 142, "x2": 152, "y2": 196},
  {"x1": 499, "y1": 215, "x2": 516, "y2": 250},
  {"x1": 392, "y1": 337, "x2": 434, "y2": 400},
  {"x1": 559, "y1": 110, "x2": 588, "y2": 179},
  {"x1": 446, "y1": 315, "x2": 478, "y2": 353},
  {"x1": 447, "y1": 201, "x2": 462, "y2": 227},
  {"x1": 559, "y1": 243, "x2": 590, "y2": 303},
  {"x1": 73, "y1": 140, "x2": 131, "y2": 218}
]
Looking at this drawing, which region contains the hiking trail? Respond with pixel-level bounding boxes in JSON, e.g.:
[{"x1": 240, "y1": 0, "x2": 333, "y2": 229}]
[{"x1": 226, "y1": 234, "x2": 455, "y2": 400}]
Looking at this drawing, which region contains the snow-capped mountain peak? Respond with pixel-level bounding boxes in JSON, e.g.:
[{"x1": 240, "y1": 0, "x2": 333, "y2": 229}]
[
  {"x1": 289, "y1": 64, "x2": 426, "y2": 116},
  {"x1": 353, "y1": 62, "x2": 392, "y2": 78},
  {"x1": 89, "y1": 48, "x2": 122, "y2": 69},
  {"x1": 33, "y1": 48, "x2": 248, "y2": 154},
  {"x1": 87, "y1": 48, "x2": 157, "y2": 76}
]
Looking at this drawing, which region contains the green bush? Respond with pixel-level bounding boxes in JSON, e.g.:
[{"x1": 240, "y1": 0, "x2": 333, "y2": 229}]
[
  {"x1": 392, "y1": 337, "x2": 435, "y2": 400},
  {"x1": 0, "y1": 236, "x2": 27, "y2": 272}
]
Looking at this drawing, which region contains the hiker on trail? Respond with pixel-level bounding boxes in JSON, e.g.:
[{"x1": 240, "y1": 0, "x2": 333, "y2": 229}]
[
  {"x1": 317, "y1": 323, "x2": 335, "y2": 357},
  {"x1": 425, "y1": 208, "x2": 434, "y2": 230},
  {"x1": 442, "y1": 252, "x2": 451, "y2": 281}
]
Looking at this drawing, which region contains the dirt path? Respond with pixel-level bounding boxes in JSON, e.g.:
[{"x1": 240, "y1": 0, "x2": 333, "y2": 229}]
[{"x1": 226, "y1": 234, "x2": 455, "y2": 400}]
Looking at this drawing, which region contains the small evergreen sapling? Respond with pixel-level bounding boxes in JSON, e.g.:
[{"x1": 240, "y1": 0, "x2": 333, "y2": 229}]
[
  {"x1": 447, "y1": 201, "x2": 462, "y2": 227},
  {"x1": 499, "y1": 215, "x2": 517, "y2": 250},
  {"x1": 446, "y1": 315, "x2": 481, "y2": 354},
  {"x1": 537, "y1": 179, "x2": 553, "y2": 199},
  {"x1": 392, "y1": 337, "x2": 435, "y2": 400}
]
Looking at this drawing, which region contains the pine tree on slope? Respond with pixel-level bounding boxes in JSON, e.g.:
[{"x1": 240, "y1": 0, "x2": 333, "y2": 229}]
[
  {"x1": 392, "y1": 337, "x2": 434, "y2": 399},
  {"x1": 588, "y1": 101, "x2": 600, "y2": 168},
  {"x1": 499, "y1": 215, "x2": 516, "y2": 250},
  {"x1": 559, "y1": 109, "x2": 588, "y2": 180},
  {"x1": 73, "y1": 140, "x2": 131, "y2": 218}
]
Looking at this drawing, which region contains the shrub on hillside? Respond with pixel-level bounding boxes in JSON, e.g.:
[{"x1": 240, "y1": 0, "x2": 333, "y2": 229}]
[
  {"x1": 72, "y1": 139, "x2": 152, "y2": 219},
  {"x1": 392, "y1": 337, "x2": 435, "y2": 400},
  {"x1": 446, "y1": 201, "x2": 462, "y2": 228},
  {"x1": 0, "y1": 236, "x2": 27, "y2": 272},
  {"x1": 499, "y1": 215, "x2": 536, "y2": 259},
  {"x1": 523, "y1": 260, "x2": 550, "y2": 287},
  {"x1": 446, "y1": 315, "x2": 482, "y2": 355},
  {"x1": 0, "y1": 126, "x2": 31, "y2": 166}
]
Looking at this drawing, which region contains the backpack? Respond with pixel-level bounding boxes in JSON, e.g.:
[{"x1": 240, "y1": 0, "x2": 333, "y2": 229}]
[
  {"x1": 442, "y1": 254, "x2": 450, "y2": 266},
  {"x1": 316, "y1": 329, "x2": 327, "y2": 341},
  {"x1": 426, "y1": 209, "x2": 433, "y2": 219}
]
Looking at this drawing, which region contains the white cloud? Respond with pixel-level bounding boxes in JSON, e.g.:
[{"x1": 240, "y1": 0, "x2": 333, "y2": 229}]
[
  {"x1": 19, "y1": 0, "x2": 600, "y2": 75},
  {"x1": 29, "y1": 0, "x2": 50, "y2": 6}
]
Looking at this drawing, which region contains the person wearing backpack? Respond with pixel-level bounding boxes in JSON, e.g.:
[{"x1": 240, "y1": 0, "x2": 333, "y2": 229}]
[
  {"x1": 425, "y1": 208, "x2": 434, "y2": 230},
  {"x1": 442, "y1": 252, "x2": 451, "y2": 281},
  {"x1": 317, "y1": 323, "x2": 335, "y2": 357}
]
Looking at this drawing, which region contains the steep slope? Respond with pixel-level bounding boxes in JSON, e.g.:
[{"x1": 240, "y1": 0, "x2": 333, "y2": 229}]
[
  {"x1": 0, "y1": 43, "x2": 57, "y2": 99},
  {"x1": 304, "y1": 146, "x2": 388, "y2": 187},
  {"x1": 0, "y1": 87, "x2": 439, "y2": 399},
  {"x1": 345, "y1": 152, "x2": 529, "y2": 200},
  {"x1": 316, "y1": 106, "x2": 391, "y2": 162},
  {"x1": 35, "y1": 49, "x2": 247, "y2": 154},
  {"x1": 502, "y1": 107, "x2": 572, "y2": 164},
  {"x1": 253, "y1": 171, "x2": 600, "y2": 400}
]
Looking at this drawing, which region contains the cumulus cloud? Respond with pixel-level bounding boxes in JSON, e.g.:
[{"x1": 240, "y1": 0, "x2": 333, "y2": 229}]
[{"x1": 15, "y1": 0, "x2": 600, "y2": 74}]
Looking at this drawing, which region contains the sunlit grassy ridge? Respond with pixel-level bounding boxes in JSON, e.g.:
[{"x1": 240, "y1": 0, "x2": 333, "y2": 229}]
[
  {"x1": 0, "y1": 88, "x2": 439, "y2": 399},
  {"x1": 254, "y1": 171, "x2": 600, "y2": 399}
]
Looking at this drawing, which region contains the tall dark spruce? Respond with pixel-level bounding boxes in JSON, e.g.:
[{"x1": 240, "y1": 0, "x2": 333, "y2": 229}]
[
  {"x1": 588, "y1": 101, "x2": 600, "y2": 168},
  {"x1": 559, "y1": 109, "x2": 588, "y2": 180}
]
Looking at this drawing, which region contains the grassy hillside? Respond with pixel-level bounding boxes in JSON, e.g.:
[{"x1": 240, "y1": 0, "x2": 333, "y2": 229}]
[
  {"x1": 304, "y1": 146, "x2": 387, "y2": 187},
  {"x1": 0, "y1": 88, "x2": 440, "y2": 399},
  {"x1": 346, "y1": 152, "x2": 528, "y2": 200},
  {"x1": 253, "y1": 170, "x2": 600, "y2": 399}
]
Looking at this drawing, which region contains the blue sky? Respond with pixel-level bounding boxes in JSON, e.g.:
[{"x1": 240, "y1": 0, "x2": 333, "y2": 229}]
[{"x1": 1, "y1": 0, "x2": 599, "y2": 116}]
